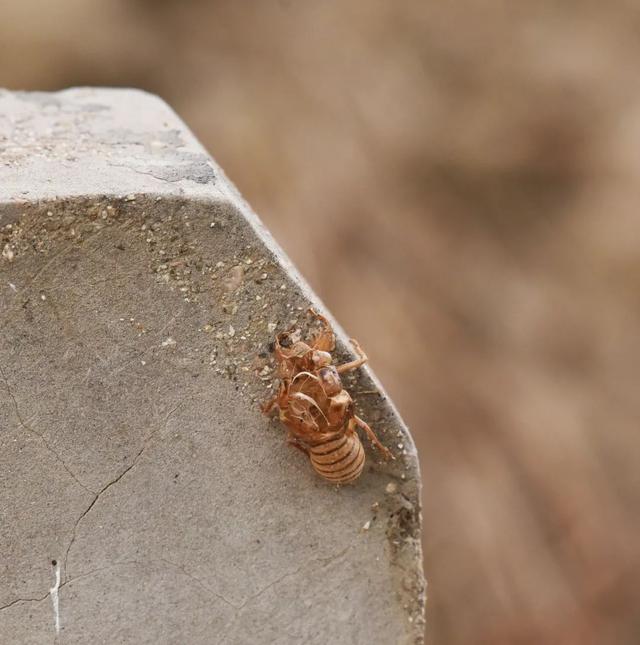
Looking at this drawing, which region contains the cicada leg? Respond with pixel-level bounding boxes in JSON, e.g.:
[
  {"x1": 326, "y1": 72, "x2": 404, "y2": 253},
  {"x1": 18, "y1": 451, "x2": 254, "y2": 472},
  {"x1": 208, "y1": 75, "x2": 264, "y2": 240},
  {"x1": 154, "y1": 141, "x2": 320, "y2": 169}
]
[
  {"x1": 336, "y1": 338, "x2": 368, "y2": 374},
  {"x1": 287, "y1": 434, "x2": 310, "y2": 456},
  {"x1": 353, "y1": 415, "x2": 393, "y2": 461}
]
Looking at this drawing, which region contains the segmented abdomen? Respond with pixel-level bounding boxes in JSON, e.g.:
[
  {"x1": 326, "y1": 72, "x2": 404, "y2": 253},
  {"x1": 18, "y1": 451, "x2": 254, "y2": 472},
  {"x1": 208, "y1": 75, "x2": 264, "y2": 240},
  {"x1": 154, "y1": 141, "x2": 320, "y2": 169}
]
[{"x1": 308, "y1": 432, "x2": 365, "y2": 484}]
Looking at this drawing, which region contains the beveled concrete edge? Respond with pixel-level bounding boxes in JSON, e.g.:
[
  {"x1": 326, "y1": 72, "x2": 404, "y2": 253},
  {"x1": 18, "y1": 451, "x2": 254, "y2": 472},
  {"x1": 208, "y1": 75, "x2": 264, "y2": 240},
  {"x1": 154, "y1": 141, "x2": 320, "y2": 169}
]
[{"x1": 0, "y1": 87, "x2": 426, "y2": 640}]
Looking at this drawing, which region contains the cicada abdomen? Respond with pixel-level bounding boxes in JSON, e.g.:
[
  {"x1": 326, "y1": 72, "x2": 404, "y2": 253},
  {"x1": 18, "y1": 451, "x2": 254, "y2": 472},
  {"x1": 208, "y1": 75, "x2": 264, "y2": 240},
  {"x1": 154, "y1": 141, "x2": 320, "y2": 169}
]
[{"x1": 307, "y1": 430, "x2": 365, "y2": 484}]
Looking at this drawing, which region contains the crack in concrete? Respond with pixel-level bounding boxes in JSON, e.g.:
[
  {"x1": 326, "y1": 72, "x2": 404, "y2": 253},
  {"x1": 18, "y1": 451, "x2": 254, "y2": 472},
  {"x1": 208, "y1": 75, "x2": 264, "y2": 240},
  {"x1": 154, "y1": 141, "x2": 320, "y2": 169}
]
[
  {"x1": 235, "y1": 545, "x2": 352, "y2": 611},
  {"x1": 215, "y1": 545, "x2": 353, "y2": 641},
  {"x1": 62, "y1": 468, "x2": 134, "y2": 583},
  {"x1": 0, "y1": 542, "x2": 352, "y2": 633},
  {"x1": 159, "y1": 558, "x2": 237, "y2": 609},
  {"x1": 61, "y1": 560, "x2": 141, "y2": 589},
  {"x1": 0, "y1": 594, "x2": 49, "y2": 613},
  {"x1": 0, "y1": 561, "x2": 139, "y2": 617},
  {"x1": 0, "y1": 363, "x2": 94, "y2": 495},
  {"x1": 62, "y1": 403, "x2": 183, "y2": 581},
  {"x1": 1, "y1": 562, "x2": 145, "y2": 615}
]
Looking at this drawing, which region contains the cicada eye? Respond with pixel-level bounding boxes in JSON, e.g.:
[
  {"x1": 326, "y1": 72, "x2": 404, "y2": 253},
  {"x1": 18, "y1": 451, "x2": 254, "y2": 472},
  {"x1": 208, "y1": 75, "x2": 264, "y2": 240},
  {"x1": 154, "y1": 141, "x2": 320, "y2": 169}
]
[
  {"x1": 318, "y1": 366, "x2": 341, "y2": 396},
  {"x1": 311, "y1": 350, "x2": 332, "y2": 368}
]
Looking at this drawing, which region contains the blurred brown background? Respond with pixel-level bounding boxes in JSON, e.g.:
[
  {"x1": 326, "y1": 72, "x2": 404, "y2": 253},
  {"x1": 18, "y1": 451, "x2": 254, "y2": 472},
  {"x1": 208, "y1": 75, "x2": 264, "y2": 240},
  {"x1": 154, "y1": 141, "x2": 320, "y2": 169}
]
[{"x1": 2, "y1": 2, "x2": 639, "y2": 643}]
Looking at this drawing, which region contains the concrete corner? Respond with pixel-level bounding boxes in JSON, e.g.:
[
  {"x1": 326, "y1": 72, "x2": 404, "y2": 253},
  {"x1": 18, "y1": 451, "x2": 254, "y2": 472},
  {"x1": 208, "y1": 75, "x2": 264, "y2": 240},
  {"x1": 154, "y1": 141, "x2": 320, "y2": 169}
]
[{"x1": 0, "y1": 88, "x2": 425, "y2": 644}]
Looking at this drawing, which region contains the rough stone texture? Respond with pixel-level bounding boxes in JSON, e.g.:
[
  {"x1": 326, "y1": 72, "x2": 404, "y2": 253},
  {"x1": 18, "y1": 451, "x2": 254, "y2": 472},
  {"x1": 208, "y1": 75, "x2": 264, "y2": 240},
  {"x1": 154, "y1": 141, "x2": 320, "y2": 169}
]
[{"x1": 0, "y1": 88, "x2": 425, "y2": 644}]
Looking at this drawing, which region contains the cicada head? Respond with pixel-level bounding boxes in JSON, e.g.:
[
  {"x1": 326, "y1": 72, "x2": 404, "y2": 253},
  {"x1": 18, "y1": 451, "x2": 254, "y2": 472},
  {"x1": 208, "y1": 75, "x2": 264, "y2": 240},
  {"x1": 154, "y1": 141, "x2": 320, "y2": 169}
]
[{"x1": 310, "y1": 350, "x2": 332, "y2": 369}]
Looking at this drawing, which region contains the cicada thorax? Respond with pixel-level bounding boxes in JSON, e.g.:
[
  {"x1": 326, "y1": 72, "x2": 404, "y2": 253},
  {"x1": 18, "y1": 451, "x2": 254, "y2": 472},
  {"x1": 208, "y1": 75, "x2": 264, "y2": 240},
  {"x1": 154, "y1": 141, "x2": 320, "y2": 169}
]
[
  {"x1": 288, "y1": 367, "x2": 353, "y2": 429},
  {"x1": 305, "y1": 427, "x2": 365, "y2": 484},
  {"x1": 280, "y1": 388, "x2": 325, "y2": 436}
]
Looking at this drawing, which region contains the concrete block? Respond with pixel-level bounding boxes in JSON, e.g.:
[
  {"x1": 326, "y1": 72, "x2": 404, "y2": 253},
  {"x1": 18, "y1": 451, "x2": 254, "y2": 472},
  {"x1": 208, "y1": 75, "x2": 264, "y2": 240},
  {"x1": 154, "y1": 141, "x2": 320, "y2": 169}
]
[{"x1": 0, "y1": 88, "x2": 425, "y2": 644}]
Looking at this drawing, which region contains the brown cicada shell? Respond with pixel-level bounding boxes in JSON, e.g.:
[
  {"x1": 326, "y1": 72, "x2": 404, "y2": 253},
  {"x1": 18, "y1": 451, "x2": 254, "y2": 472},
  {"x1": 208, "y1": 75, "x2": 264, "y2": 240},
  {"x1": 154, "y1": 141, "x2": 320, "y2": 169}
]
[{"x1": 262, "y1": 308, "x2": 393, "y2": 484}]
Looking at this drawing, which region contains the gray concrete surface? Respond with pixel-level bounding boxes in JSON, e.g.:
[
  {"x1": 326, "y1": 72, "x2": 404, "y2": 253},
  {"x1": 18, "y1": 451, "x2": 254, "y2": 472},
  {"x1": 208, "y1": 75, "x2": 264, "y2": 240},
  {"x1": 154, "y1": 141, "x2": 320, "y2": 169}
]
[{"x1": 0, "y1": 88, "x2": 425, "y2": 644}]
